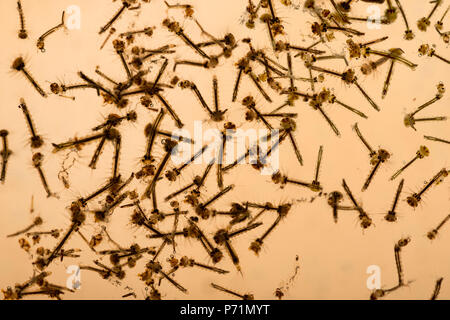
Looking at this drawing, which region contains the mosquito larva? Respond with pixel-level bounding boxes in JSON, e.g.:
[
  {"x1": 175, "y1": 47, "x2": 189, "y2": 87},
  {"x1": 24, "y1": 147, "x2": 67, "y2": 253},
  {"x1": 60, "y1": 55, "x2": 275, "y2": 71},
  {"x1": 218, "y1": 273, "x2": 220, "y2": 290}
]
[
  {"x1": 166, "y1": 143, "x2": 210, "y2": 182},
  {"x1": 163, "y1": 19, "x2": 211, "y2": 60},
  {"x1": 418, "y1": 44, "x2": 450, "y2": 64},
  {"x1": 391, "y1": 146, "x2": 429, "y2": 180},
  {"x1": 12, "y1": 58, "x2": 47, "y2": 97},
  {"x1": 78, "y1": 176, "x2": 120, "y2": 207},
  {"x1": 99, "y1": 1, "x2": 130, "y2": 34},
  {"x1": 417, "y1": 0, "x2": 442, "y2": 31},
  {"x1": 342, "y1": 179, "x2": 372, "y2": 228},
  {"x1": 406, "y1": 168, "x2": 448, "y2": 207},
  {"x1": 52, "y1": 130, "x2": 111, "y2": 152},
  {"x1": 328, "y1": 191, "x2": 343, "y2": 223},
  {"x1": 353, "y1": 80, "x2": 380, "y2": 112},
  {"x1": 32, "y1": 152, "x2": 55, "y2": 199},
  {"x1": 111, "y1": 134, "x2": 121, "y2": 181},
  {"x1": 78, "y1": 71, "x2": 118, "y2": 102},
  {"x1": 424, "y1": 135, "x2": 450, "y2": 145},
  {"x1": 100, "y1": 27, "x2": 116, "y2": 50},
  {"x1": 0, "y1": 130, "x2": 12, "y2": 183},
  {"x1": 18, "y1": 99, "x2": 45, "y2": 149},
  {"x1": 17, "y1": 0, "x2": 27, "y2": 39},
  {"x1": 242, "y1": 96, "x2": 273, "y2": 130},
  {"x1": 195, "y1": 185, "x2": 234, "y2": 219},
  {"x1": 311, "y1": 145, "x2": 323, "y2": 191},
  {"x1": 154, "y1": 93, "x2": 184, "y2": 128},
  {"x1": 427, "y1": 213, "x2": 450, "y2": 240},
  {"x1": 7, "y1": 217, "x2": 43, "y2": 238},
  {"x1": 143, "y1": 109, "x2": 165, "y2": 163},
  {"x1": 431, "y1": 278, "x2": 444, "y2": 300},
  {"x1": 144, "y1": 139, "x2": 178, "y2": 200},
  {"x1": 385, "y1": 179, "x2": 404, "y2": 222},
  {"x1": 353, "y1": 123, "x2": 375, "y2": 158},
  {"x1": 37, "y1": 11, "x2": 66, "y2": 52},
  {"x1": 362, "y1": 149, "x2": 390, "y2": 191},
  {"x1": 210, "y1": 283, "x2": 254, "y2": 300},
  {"x1": 393, "y1": 0, "x2": 413, "y2": 39},
  {"x1": 213, "y1": 229, "x2": 242, "y2": 272}
]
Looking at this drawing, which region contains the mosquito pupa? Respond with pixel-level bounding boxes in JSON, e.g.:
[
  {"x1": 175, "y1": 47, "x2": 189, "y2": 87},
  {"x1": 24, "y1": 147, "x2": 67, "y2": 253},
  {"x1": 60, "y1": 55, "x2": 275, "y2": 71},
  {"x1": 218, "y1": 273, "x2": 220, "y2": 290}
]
[
  {"x1": 342, "y1": 179, "x2": 372, "y2": 228},
  {"x1": 385, "y1": 179, "x2": 404, "y2": 222},
  {"x1": 36, "y1": 11, "x2": 66, "y2": 52},
  {"x1": 406, "y1": 168, "x2": 448, "y2": 207},
  {"x1": 391, "y1": 146, "x2": 430, "y2": 180},
  {"x1": 99, "y1": 1, "x2": 130, "y2": 34},
  {"x1": 431, "y1": 278, "x2": 444, "y2": 300},
  {"x1": 0, "y1": 130, "x2": 12, "y2": 183},
  {"x1": 424, "y1": 135, "x2": 450, "y2": 145},
  {"x1": 12, "y1": 58, "x2": 47, "y2": 97},
  {"x1": 427, "y1": 213, "x2": 450, "y2": 240}
]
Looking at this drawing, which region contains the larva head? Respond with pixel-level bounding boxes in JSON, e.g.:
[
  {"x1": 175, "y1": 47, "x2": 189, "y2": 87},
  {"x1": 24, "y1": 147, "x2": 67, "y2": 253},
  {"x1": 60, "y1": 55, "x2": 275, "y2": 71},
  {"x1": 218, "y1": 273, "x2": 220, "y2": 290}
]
[
  {"x1": 384, "y1": 211, "x2": 397, "y2": 222},
  {"x1": 12, "y1": 57, "x2": 25, "y2": 71},
  {"x1": 209, "y1": 248, "x2": 223, "y2": 263},
  {"x1": 403, "y1": 30, "x2": 415, "y2": 40},
  {"x1": 360, "y1": 215, "x2": 372, "y2": 229},
  {"x1": 249, "y1": 238, "x2": 262, "y2": 255},
  {"x1": 30, "y1": 135, "x2": 44, "y2": 149},
  {"x1": 328, "y1": 191, "x2": 343, "y2": 206},
  {"x1": 417, "y1": 146, "x2": 430, "y2": 158},
  {"x1": 0, "y1": 130, "x2": 9, "y2": 137},
  {"x1": 398, "y1": 237, "x2": 411, "y2": 247},
  {"x1": 406, "y1": 194, "x2": 420, "y2": 207},
  {"x1": 370, "y1": 289, "x2": 385, "y2": 300},
  {"x1": 32, "y1": 152, "x2": 44, "y2": 167},
  {"x1": 280, "y1": 117, "x2": 296, "y2": 131},
  {"x1": 417, "y1": 17, "x2": 430, "y2": 31},
  {"x1": 427, "y1": 229, "x2": 437, "y2": 240}
]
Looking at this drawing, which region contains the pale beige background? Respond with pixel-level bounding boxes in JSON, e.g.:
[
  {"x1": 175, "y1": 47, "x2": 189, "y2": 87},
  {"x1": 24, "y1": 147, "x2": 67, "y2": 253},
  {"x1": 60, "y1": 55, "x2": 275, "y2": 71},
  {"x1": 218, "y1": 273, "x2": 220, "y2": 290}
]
[{"x1": 0, "y1": 0, "x2": 449, "y2": 300}]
